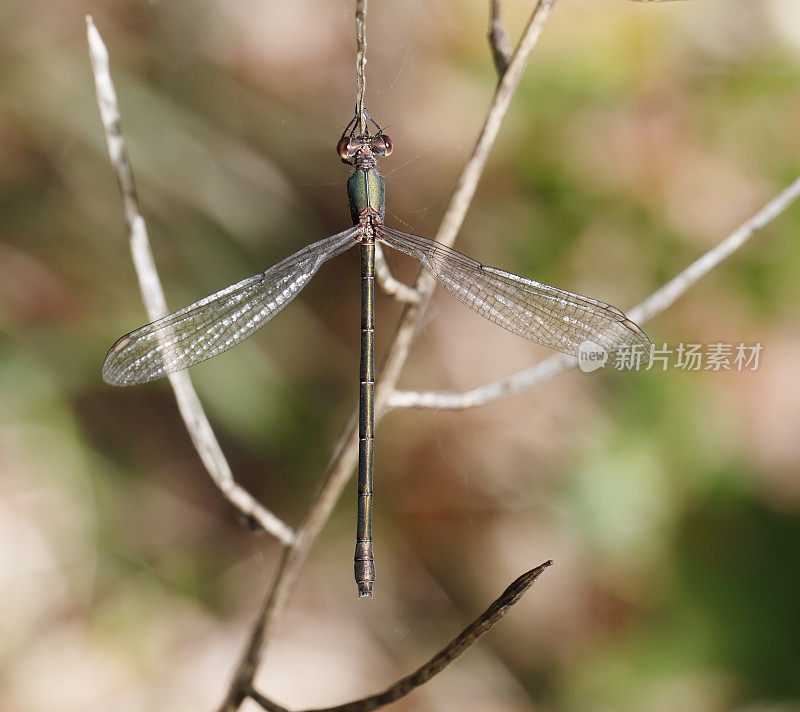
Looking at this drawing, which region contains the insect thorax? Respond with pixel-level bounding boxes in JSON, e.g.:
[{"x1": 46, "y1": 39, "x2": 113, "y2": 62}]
[{"x1": 347, "y1": 167, "x2": 386, "y2": 224}]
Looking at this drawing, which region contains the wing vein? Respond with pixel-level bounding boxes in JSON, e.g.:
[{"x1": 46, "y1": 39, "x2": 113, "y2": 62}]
[
  {"x1": 377, "y1": 225, "x2": 649, "y2": 359},
  {"x1": 102, "y1": 227, "x2": 359, "y2": 385}
]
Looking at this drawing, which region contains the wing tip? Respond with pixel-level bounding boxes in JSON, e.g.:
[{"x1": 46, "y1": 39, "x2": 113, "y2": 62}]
[
  {"x1": 621, "y1": 317, "x2": 651, "y2": 346},
  {"x1": 102, "y1": 333, "x2": 136, "y2": 386},
  {"x1": 580, "y1": 313, "x2": 651, "y2": 369},
  {"x1": 101, "y1": 359, "x2": 129, "y2": 387}
]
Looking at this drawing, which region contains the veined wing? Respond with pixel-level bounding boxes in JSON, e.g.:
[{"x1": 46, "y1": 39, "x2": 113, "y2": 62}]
[
  {"x1": 103, "y1": 227, "x2": 359, "y2": 386},
  {"x1": 378, "y1": 226, "x2": 650, "y2": 360}
]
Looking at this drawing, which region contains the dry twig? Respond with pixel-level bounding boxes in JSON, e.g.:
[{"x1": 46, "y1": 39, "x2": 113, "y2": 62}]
[
  {"x1": 86, "y1": 16, "x2": 294, "y2": 545},
  {"x1": 355, "y1": 0, "x2": 367, "y2": 134},
  {"x1": 246, "y1": 562, "x2": 553, "y2": 712}
]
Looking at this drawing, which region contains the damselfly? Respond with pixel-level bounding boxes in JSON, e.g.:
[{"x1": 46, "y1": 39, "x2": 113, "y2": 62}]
[{"x1": 103, "y1": 113, "x2": 650, "y2": 597}]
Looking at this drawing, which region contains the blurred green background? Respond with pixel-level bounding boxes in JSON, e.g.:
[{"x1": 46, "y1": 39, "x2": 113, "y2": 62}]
[{"x1": 2, "y1": 1, "x2": 800, "y2": 710}]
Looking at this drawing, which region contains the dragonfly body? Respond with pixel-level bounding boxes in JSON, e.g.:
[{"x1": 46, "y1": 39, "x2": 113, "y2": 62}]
[
  {"x1": 344, "y1": 137, "x2": 390, "y2": 596},
  {"x1": 103, "y1": 114, "x2": 651, "y2": 597}
]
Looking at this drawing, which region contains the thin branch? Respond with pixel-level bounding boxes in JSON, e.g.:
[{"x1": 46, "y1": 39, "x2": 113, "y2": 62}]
[
  {"x1": 387, "y1": 172, "x2": 800, "y2": 410},
  {"x1": 217, "y1": 1, "x2": 558, "y2": 708},
  {"x1": 87, "y1": 16, "x2": 294, "y2": 545},
  {"x1": 355, "y1": 0, "x2": 367, "y2": 134},
  {"x1": 388, "y1": 354, "x2": 576, "y2": 411},
  {"x1": 489, "y1": 0, "x2": 512, "y2": 77},
  {"x1": 626, "y1": 174, "x2": 800, "y2": 323},
  {"x1": 246, "y1": 562, "x2": 553, "y2": 712},
  {"x1": 247, "y1": 689, "x2": 290, "y2": 712},
  {"x1": 374, "y1": 243, "x2": 420, "y2": 304}
]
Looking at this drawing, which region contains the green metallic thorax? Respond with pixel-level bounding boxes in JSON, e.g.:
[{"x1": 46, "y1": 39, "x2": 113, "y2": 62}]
[{"x1": 347, "y1": 167, "x2": 385, "y2": 224}]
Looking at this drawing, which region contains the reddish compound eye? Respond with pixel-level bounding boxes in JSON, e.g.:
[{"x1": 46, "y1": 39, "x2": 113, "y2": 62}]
[
  {"x1": 337, "y1": 137, "x2": 352, "y2": 159},
  {"x1": 370, "y1": 135, "x2": 393, "y2": 156}
]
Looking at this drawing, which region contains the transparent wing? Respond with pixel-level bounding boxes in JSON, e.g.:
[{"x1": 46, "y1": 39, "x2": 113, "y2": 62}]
[
  {"x1": 103, "y1": 227, "x2": 359, "y2": 386},
  {"x1": 378, "y1": 226, "x2": 650, "y2": 360}
]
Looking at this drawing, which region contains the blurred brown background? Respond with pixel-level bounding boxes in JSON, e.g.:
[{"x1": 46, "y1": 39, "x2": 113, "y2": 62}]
[{"x1": 2, "y1": 1, "x2": 800, "y2": 710}]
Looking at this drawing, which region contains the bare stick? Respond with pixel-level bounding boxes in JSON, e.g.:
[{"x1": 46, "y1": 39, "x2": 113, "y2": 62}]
[
  {"x1": 374, "y1": 243, "x2": 420, "y2": 303},
  {"x1": 626, "y1": 174, "x2": 800, "y2": 323},
  {"x1": 246, "y1": 562, "x2": 553, "y2": 712},
  {"x1": 87, "y1": 16, "x2": 295, "y2": 545},
  {"x1": 388, "y1": 354, "x2": 576, "y2": 411},
  {"x1": 489, "y1": 0, "x2": 512, "y2": 77},
  {"x1": 386, "y1": 171, "x2": 800, "y2": 410},
  {"x1": 217, "y1": 2, "x2": 558, "y2": 708},
  {"x1": 246, "y1": 689, "x2": 290, "y2": 712},
  {"x1": 355, "y1": 0, "x2": 367, "y2": 134}
]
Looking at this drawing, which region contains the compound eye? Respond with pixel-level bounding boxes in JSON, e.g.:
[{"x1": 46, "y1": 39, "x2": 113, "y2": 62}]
[
  {"x1": 337, "y1": 137, "x2": 353, "y2": 160},
  {"x1": 371, "y1": 135, "x2": 393, "y2": 156}
]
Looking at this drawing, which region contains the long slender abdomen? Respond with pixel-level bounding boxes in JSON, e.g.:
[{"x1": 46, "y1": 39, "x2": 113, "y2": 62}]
[{"x1": 355, "y1": 230, "x2": 376, "y2": 597}]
